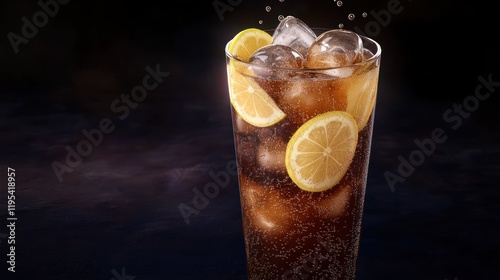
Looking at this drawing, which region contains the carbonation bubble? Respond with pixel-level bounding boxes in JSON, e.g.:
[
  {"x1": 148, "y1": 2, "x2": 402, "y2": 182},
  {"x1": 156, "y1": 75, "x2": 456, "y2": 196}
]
[
  {"x1": 259, "y1": 20, "x2": 264, "y2": 24},
  {"x1": 266, "y1": 6, "x2": 272, "y2": 12},
  {"x1": 362, "y1": 12, "x2": 368, "y2": 18},
  {"x1": 348, "y1": 13, "x2": 355, "y2": 21},
  {"x1": 339, "y1": 23, "x2": 344, "y2": 28},
  {"x1": 279, "y1": 0, "x2": 285, "y2": 2},
  {"x1": 278, "y1": 15, "x2": 284, "y2": 21},
  {"x1": 337, "y1": 0, "x2": 343, "y2": 7}
]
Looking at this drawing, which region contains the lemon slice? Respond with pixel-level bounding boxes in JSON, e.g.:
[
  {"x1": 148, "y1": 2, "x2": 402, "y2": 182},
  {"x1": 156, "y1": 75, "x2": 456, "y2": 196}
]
[
  {"x1": 345, "y1": 67, "x2": 379, "y2": 131},
  {"x1": 226, "y1": 28, "x2": 284, "y2": 127},
  {"x1": 227, "y1": 28, "x2": 273, "y2": 61},
  {"x1": 285, "y1": 111, "x2": 358, "y2": 192},
  {"x1": 227, "y1": 66, "x2": 286, "y2": 127}
]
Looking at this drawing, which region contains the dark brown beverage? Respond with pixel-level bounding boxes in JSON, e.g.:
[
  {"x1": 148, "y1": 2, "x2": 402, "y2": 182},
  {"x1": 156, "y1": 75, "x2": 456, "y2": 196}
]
[{"x1": 225, "y1": 16, "x2": 381, "y2": 280}]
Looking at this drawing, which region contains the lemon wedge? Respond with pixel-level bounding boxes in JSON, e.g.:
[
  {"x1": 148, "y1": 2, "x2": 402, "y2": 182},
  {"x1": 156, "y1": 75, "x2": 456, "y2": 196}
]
[
  {"x1": 345, "y1": 67, "x2": 379, "y2": 131},
  {"x1": 226, "y1": 28, "x2": 285, "y2": 127},
  {"x1": 227, "y1": 28, "x2": 273, "y2": 61}
]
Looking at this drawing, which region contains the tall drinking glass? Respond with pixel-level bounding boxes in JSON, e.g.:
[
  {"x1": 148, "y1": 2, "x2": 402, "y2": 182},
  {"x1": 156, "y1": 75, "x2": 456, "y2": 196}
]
[{"x1": 225, "y1": 26, "x2": 381, "y2": 280}]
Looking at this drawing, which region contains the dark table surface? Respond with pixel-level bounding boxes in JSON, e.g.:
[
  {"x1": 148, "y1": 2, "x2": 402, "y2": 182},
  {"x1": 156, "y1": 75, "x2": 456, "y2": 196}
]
[{"x1": 1, "y1": 1, "x2": 499, "y2": 279}]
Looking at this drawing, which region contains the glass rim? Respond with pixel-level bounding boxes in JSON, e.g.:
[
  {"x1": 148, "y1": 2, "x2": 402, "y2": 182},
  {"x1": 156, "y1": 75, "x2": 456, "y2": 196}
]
[{"x1": 225, "y1": 31, "x2": 382, "y2": 72}]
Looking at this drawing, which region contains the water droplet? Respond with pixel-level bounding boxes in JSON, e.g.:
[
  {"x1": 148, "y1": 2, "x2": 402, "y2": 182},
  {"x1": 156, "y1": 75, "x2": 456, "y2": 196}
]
[
  {"x1": 348, "y1": 13, "x2": 355, "y2": 21},
  {"x1": 362, "y1": 12, "x2": 368, "y2": 18},
  {"x1": 259, "y1": 20, "x2": 263, "y2": 24},
  {"x1": 338, "y1": 23, "x2": 344, "y2": 28},
  {"x1": 265, "y1": 6, "x2": 272, "y2": 12},
  {"x1": 278, "y1": 15, "x2": 284, "y2": 21},
  {"x1": 337, "y1": 1, "x2": 343, "y2": 7}
]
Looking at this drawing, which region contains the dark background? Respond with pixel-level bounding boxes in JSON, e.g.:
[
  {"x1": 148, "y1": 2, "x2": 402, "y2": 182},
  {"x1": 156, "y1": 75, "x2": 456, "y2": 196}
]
[{"x1": 0, "y1": 0, "x2": 499, "y2": 279}]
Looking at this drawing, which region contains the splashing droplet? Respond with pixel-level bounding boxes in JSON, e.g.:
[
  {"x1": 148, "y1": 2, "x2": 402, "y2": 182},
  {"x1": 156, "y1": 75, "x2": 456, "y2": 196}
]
[
  {"x1": 278, "y1": 15, "x2": 285, "y2": 21},
  {"x1": 259, "y1": 20, "x2": 263, "y2": 24},
  {"x1": 337, "y1": 1, "x2": 343, "y2": 7},
  {"x1": 362, "y1": 12, "x2": 368, "y2": 18},
  {"x1": 265, "y1": 6, "x2": 272, "y2": 12},
  {"x1": 348, "y1": 13, "x2": 355, "y2": 21},
  {"x1": 338, "y1": 23, "x2": 344, "y2": 28}
]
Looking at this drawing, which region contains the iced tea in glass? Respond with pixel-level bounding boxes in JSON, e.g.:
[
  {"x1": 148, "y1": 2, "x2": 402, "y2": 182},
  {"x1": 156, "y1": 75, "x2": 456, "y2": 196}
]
[{"x1": 225, "y1": 16, "x2": 381, "y2": 280}]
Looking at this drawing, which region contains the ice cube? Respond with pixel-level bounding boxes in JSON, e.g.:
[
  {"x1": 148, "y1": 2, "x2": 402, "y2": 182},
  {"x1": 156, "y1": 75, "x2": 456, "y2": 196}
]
[
  {"x1": 306, "y1": 29, "x2": 364, "y2": 77},
  {"x1": 272, "y1": 15, "x2": 317, "y2": 58},
  {"x1": 315, "y1": 184, "x2": 351, "y2": 218},
  {"x1": 250, "y1": 44, "x2": 304, "y2": 69},
  {"x1": 277, "y1": 75, "x2": 347, "y2": 125},
  {"x1": 240, "y1": 176, "x2": 295, "y2": 234},
  {"x1": 256, "y1": 138, "x2": 287, "y2": 174}
]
